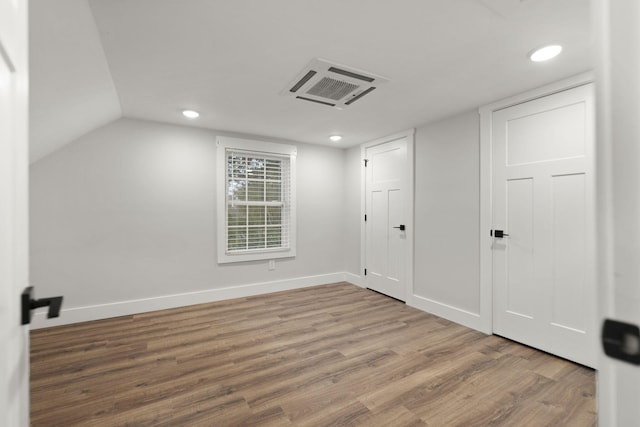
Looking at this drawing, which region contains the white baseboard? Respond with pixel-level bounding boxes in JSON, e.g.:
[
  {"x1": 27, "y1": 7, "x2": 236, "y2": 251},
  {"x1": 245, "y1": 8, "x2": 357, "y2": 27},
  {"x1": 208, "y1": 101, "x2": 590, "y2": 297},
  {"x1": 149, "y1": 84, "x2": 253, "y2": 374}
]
[
  {"x1": 343, "y1": 272, "x2": 365, "y2": 288},
  {"x1": 30, "y1": 273, "x2": 490, "y2": 335},
  {"x1": 407, "y1": 293, "x2": 490, "y2": 334},
  {"x1": 31, "y1": 272, "x2": 356, "y2": 329}
]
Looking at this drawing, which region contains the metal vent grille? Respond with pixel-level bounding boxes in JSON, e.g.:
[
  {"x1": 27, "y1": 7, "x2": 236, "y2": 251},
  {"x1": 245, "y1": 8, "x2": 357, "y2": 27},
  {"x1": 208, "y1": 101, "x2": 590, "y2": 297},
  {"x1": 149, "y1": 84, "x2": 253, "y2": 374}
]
[
  {"x1": 345, "y1": 86, "x2": 376, "y2": 106},
  {"x1": 306, "y1": 77, "x2": 359, "y2": 101},
  {"x1": 296, "y1": 96, "x2": 336, "y2": 107},
  {"x1": 281, "y1": 58, "x2": 389, "y2": 109},
  {"x1": 328, "y1": 66, "x2": 375, "y2": 82},
  {"x1": 289, "y1": 70, "x2": 317, "y2": 93}
]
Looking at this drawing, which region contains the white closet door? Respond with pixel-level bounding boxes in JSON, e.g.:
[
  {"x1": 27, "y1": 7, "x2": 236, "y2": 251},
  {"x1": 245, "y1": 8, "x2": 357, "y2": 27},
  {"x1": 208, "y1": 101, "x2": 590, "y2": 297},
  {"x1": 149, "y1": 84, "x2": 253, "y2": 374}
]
[{"x1": 492, "y1": 83, "x2": 597, "y2": 368}]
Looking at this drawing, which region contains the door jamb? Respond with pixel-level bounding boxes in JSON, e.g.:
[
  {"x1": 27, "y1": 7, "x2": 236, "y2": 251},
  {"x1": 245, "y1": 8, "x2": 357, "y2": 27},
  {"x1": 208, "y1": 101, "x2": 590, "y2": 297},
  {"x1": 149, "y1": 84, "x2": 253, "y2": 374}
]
[
  {"x1": 478, "y1": 71, "x2": 595, "y2": 335},
  {"x1": 360, "y1": 129, "x2": 415, "y2": 301}
]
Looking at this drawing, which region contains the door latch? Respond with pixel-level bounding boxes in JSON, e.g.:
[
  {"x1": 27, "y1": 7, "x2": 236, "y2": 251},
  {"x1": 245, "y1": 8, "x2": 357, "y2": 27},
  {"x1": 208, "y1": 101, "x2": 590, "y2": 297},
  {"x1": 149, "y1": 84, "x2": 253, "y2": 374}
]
[
  {"x1": 393, "y1": 224, "x2": 406, "y2": 231},
  {"x1": 21, "y1": 286, "x2": 64, "y2": 325},
  {"x1": 602, "y1": 319, "x2": 640, "y2": 365}
]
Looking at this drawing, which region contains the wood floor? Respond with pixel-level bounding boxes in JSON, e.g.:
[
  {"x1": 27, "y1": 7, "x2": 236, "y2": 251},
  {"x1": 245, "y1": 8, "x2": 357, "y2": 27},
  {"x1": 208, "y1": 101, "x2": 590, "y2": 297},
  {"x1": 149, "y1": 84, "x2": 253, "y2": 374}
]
[{"x1": 30, "y1": 283, "x2": 596, "y2": 426}]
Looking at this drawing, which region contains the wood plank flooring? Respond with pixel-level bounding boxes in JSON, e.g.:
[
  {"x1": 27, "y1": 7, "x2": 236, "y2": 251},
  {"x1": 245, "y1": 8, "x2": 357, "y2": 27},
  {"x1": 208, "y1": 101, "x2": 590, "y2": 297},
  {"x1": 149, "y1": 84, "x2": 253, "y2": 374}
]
[{"x1": 30, "y1": 283, "x2": 596, "y2": 426}]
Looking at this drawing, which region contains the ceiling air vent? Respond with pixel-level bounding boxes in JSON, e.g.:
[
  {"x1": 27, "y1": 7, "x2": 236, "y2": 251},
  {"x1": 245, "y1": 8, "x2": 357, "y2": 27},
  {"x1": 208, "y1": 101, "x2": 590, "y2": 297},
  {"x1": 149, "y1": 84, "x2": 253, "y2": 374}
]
[{"x1": 282, "y1": 58, "x2": 389, "y2": 109}]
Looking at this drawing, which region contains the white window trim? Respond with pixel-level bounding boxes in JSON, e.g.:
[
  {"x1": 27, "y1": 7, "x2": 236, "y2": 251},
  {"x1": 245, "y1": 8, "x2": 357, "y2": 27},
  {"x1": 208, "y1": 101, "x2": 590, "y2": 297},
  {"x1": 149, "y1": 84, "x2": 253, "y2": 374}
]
[{"x1": 216, "y1": 136, "x2": 297, "y2": 264}]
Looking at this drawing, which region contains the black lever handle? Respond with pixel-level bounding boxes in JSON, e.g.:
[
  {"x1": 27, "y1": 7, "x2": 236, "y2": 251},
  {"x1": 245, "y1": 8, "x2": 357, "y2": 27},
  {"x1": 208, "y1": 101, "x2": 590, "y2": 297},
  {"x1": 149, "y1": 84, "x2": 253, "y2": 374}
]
[
  {"x1": 21, "y1": 287, "x2": 64, "y2": 325},
  {"x1": 492, "y1": 230, "x2": 509, "y2": 238},
  {"x1": 31, "y1": 297, "x2": 63, "y2": 317},
  {"x1": 393, "y1": 225, "x2": 406, "y2": 231}
]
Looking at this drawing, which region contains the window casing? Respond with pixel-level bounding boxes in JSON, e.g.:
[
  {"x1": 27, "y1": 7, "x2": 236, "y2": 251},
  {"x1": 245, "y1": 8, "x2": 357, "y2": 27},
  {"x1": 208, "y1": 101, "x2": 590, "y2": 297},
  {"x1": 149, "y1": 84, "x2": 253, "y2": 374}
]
[{"x1": 217, "y1": 137, "x2": 296, "y2": 263}]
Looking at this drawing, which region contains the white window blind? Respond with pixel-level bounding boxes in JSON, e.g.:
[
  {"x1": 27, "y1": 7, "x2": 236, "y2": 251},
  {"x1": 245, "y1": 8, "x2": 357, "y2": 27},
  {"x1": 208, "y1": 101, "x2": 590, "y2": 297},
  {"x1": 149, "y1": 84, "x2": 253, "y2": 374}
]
[{"x1": 226, "y1": 150, "x2": 291, "y2": 253}]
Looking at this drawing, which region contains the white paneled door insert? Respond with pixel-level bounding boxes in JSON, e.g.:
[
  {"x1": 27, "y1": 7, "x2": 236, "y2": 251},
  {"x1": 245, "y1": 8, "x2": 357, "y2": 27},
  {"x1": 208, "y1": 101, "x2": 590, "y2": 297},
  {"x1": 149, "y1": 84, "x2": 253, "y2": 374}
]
[{"x1": 491, "y1": 83, "x2": 597, "y2": 368}]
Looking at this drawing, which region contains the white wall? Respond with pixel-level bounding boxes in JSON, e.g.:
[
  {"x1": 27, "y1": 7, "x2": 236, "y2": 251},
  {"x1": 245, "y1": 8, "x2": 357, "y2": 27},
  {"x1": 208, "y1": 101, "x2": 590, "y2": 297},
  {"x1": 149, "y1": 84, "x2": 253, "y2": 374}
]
[
  {"x1": 30, "y1": 118, "x2": 348, "y2": 326},
  {"x1": 343, "y1": 146, "x2": 362, "y2": 279},
  {"x1": 31, "y1": 112, "x2": 485, "y2": 330},
  {"x1": 410, "y1": 110, "x2": 482, "y2": 329},
  {"x1": 29, "y1": 0, "x2": 122, "y2": 162},
  {"x1": 340, "y1": 112, "x2": 483, "y2": 330}
]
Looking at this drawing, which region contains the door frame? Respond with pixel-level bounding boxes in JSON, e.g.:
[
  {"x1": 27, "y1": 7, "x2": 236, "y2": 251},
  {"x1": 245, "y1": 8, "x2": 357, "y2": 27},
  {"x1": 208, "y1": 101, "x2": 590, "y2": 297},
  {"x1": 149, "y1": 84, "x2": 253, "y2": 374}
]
[
  {"x1": 478, "y1": 72, "x2": 595, "y2": 335},
  {"x1": 360, "y1": 129, "x2": 415, "y2": 300}
]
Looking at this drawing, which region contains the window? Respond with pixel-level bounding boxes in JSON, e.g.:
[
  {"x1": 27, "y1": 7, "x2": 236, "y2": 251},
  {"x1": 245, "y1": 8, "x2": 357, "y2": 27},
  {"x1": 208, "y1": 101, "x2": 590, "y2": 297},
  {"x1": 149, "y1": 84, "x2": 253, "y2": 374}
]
[{"x1": 217, "y1": 137, "x2": 296, "y2": 263}]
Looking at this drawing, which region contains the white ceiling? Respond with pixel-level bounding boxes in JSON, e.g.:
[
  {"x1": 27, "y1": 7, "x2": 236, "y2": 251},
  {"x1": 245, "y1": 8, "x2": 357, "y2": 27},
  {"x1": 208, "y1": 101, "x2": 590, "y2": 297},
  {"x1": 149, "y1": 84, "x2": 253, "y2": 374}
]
[
  {"x1": 29, "y1": 0, "x2": 592, "y2": 160},
  {"x1": 29, "y1": 0, "x2": 121, "y2": 162}
]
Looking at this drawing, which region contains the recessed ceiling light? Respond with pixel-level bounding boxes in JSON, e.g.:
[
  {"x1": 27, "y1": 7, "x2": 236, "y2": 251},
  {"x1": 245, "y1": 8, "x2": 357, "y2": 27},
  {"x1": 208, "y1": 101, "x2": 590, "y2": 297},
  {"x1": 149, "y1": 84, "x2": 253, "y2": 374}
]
[
  {"x1": 329, "y1": 135, "x2": 342, "y2": 142},
  {"x1": 182, "y1": 109, "x2": 200, "y2": 119},
  {"x1": 529, "y1": 45, "x2": 563, "y2": 62}
]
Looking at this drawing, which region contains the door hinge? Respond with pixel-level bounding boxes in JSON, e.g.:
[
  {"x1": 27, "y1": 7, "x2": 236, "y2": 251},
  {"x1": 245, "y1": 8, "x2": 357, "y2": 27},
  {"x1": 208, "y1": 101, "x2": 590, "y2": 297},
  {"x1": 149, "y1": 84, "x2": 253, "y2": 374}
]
[
  {"x1": 364, "y1": 268, "x2": 367, "y2": 276},
  {"x1": 364, "y1": 214, "x2": 367, "y2": 222},
  {"x1": 364, "y1": 159, "x2": 369, "y2": 167}
]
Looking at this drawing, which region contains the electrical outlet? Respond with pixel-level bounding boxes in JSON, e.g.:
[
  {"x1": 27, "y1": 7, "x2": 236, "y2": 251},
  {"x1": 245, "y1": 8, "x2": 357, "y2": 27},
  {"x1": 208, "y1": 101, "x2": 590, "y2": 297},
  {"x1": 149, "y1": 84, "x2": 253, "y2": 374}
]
[{"x1": 268, "y1": 260, "x2": 275, "y2": 271}]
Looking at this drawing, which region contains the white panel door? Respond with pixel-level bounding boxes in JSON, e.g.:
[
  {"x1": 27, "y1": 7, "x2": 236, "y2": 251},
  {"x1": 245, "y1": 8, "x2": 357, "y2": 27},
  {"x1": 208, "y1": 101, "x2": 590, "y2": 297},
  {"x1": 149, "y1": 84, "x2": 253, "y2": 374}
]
[
  {"x1": 0, "y1": 0, "x2": 30, "y2": 424},
  {"x1": 365, "y1": 138, "x2": 408, "y2": 301},
  {"x1": 492, "y1": 83, "x2": 597, "y2": 367}
]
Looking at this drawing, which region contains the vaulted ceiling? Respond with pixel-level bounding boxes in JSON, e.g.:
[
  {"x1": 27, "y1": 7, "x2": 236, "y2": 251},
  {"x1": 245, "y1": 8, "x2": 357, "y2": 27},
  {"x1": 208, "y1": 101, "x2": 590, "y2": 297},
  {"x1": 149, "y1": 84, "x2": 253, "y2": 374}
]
[{"x1": 29, "y1": 0, "x2": 592, "y2": 162}]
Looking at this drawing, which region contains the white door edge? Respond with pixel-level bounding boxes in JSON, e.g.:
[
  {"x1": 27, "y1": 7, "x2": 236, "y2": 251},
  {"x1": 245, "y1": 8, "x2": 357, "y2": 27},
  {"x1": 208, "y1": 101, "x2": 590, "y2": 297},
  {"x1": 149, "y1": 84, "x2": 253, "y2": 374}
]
[
  {"x1": 360, "y1": 129, "x2": 415, "y2": 301},
  {"x1": 0, "y1": 0, "x2": 29, "y2": 423},
  {"x1": 594, "y1": 0, "x2": 640, "y2": 424},
  {"x1": 478, "y1": 72, "x2": 596, "y2": 336}
]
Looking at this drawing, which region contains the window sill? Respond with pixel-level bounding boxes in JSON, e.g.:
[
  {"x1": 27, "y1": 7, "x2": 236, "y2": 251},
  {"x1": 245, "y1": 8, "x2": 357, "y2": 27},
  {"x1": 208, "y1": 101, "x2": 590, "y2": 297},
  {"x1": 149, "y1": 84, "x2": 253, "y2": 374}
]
[{"x1": 217, "y1": 248, "x2": 296, "y2": 264}]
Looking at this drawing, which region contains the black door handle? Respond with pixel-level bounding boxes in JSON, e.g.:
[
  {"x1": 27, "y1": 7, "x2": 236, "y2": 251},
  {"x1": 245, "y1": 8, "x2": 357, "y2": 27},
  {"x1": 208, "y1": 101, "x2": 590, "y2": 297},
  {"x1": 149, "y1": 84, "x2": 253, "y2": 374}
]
[
  {"x1": 393, "y1": 225, "x2": 406, "y2": 231},
  {"x1": 21, "y1": 286, "x2": 64, "y2": 325},
  {"x1": 492, "y1": 229, "x2": 509, "y2": 238},
  {"x1": 602, "y1": 319, "x2": 640, "y2": 365}
]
